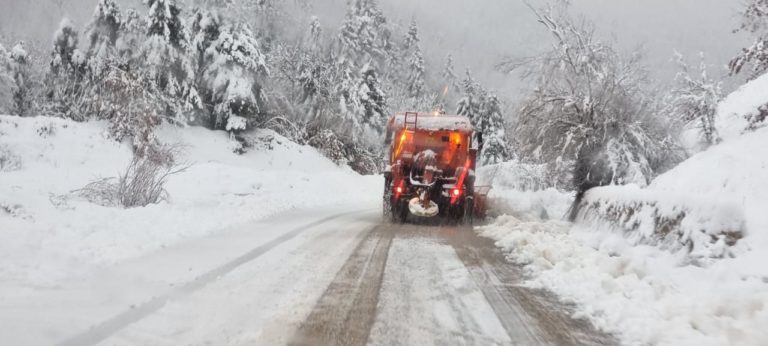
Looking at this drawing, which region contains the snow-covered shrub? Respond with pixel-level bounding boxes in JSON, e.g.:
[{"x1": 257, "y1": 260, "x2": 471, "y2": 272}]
[
  {"x1": 576, "y1": 185, "x2": 744, "y2": 260},
  {"x1": 76, "y1": 145, "x2": 187, "y2": 208},
  {"x1": 666, "y1": 52, "x2": 723, "y2": 151},
  {"x1": 0, "y1": 144, "x2": 22, "y2": 171},
  {"x1": 729, "y1": 0, "x2": 768, "y2": 79},
  {"x1": 306, "y1": 128, "x2": 347, "y2": 166},
  {"x1": 259, "y1": 116, "x2": 307, "y2": 145}
]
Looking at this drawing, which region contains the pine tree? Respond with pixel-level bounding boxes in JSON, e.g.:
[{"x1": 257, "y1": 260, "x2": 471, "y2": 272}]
[
  {"x1": 336, "y1": 57, "x2": 361, "y2": 125},
  {"x1": 307, "y1": 16, "x2": 322, "y2": 51},
  {"x1": 403, "y1": 19, "x2": 419, "y2": 51},
  {"x1": 51, "y1": 19, "x2": 83, "y2": 76},
  {"x1": 0, "y1": 43, "x2": 11, "y2": 113},
  {"x1": 47, "y1": 18, "x2": 87, "y2": 119},
  {"x1": 85, "y1": 0, "x2": 122, "y2": 78},
  {"x1": 189, "y1": 7, "x2": 222, "y2": 123},
  {"x1": 456, "y1": 69, "x2": 481, "y2": 123},
  {"x1": 477, "y1": 93, "x2": 510, "y2": 165},
  {"x1": 356, "y1": 63, "x2": 386, "y2": 133},
  {"x1": 203, "y1": 24, "x2": 268, "y2": 132},
  {"x1": 141, "y1": 0, "x2": 199, "y2": 123},
  {"x1": 9, "y1": 42, "x2": 32, "y2": 116},
  {"x1": 338, "y1": 0, "x2": 392, "y2": 66},
  {"x1": 441, "y1": 54, "x2": 459, "y2": 94},
  {"x1": 402, "y1": 20, "x2": 425, "y2": 99}
]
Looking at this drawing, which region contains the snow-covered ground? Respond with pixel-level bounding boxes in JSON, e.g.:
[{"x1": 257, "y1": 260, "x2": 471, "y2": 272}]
[
  {"x1": 0, "y1": 115, "x2": 381, "y2": 344},
  {"x1": 478, "y1": 78, "x2": 768, "y2": 345}
]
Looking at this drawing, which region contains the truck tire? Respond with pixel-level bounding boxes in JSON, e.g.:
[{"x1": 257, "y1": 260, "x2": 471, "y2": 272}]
[{"x1": 462, "y1": 197, "x2": 474, "y2": 226}]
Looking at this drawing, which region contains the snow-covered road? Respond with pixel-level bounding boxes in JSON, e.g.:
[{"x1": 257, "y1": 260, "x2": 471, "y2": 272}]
[
  {"x1": 3, "y1": 206, "x2": 613, "y2": 346},
  {"x1": 3, "y1": 206, "x2": 377, "y2": 345}
]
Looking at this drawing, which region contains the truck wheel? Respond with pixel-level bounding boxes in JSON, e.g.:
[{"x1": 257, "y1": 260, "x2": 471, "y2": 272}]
[
  {"x1": 462, "y1": 198, "x2": 474, "y2": 226},
  {"x1": 393, "y1": 199, "x2": 408, "y2": 223}
]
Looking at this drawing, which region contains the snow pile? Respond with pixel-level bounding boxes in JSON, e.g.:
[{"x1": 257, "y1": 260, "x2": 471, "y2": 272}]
[
  {"x1": 715, "y1": 72, "x2": 768, "y2": 141},
  {"x1": 476, "y1": 161, "x2": 572, "y2": 221},
  {"x1": 479, "y1": 216, "x2": 768, "y2": 346},
  {"x1": 480, "y1": 126, "x2": 768, "y2": 344},
  {"x1": 0, "y1": 115, "x2": 379, "y2": 287}
]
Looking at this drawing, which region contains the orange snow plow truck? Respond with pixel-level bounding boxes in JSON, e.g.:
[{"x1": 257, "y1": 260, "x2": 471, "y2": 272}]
[{"x1": 383, "y1": 112, "x2": 491, "y2": 223}]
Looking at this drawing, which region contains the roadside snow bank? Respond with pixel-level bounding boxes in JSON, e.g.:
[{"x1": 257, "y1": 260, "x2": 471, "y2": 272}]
[
  {"x1": 0, "y1": 115, "x2": 379, "y2": 286},
  {"x1": 479, "y1": 217, "x2": 768, "y2": 346},
  {"x1": 480, "y1": 126, "x2": 768, "y2": 345},
  {"x1": 577, "y1": 185, "x2": 744, "y2": 259}
]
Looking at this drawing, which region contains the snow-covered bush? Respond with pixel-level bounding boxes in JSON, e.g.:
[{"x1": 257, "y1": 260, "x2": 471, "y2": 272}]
[
  {"x1": 729, "y1": 0, "x2": 768, "y2": 79},
  {"x1": 666, "y1": 52, "x2": 723, "y2": 151},
  {"x1": 76, "y1": 145, "x2": 187, "y2": 208},
  {"x1": 306, "y1": 128, "x2": 347, "y2": 166}
]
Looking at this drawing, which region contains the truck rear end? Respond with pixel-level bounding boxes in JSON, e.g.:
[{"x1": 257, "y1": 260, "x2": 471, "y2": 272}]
[{"x1": 383, "y1": 112, "x2": 489, "y2": 223}]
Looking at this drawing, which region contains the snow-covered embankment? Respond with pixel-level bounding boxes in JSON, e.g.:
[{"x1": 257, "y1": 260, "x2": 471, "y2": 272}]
[
  {"x1": 0, "y1": 115, "x2": 379, "y2": 287},
  {"x1": 477, "y1": 75, "x2": 768, "y2": 345}
]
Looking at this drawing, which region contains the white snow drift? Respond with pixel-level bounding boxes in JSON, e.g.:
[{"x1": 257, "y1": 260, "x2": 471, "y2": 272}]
[
  {"x1": 479, "y1": 76, "x2": 768, "y2": 345},
  {"x1": 0, "y1": 115, "x2": 379, "y2": 288}
]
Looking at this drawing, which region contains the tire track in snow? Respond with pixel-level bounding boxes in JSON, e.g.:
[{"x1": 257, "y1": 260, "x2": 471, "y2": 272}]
[
  {"x1": 290, "y1": 224, "x2": 394, "y2": 346},
  {"x1": 450, "y1": 228, "x2": 616, "y2": 345},
  {"x1": 57, "y1": 210, "x2": 363, "y2": 346}
]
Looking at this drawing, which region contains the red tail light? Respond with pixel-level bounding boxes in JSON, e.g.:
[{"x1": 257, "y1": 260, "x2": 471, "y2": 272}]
[
  {"x1": 452, "y1": 188, "x2": 461, "y2": 196},
  {"x1": 396, "y1": 186, "x2": 403, "y2": 194}
]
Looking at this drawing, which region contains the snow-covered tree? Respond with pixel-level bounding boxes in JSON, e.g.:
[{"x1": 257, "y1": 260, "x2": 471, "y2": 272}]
[
  {"x1": 355, "y1": 63, "x2": 387, "y2": 133},
  {"x1": 189, "y1": 7, "x2": 222, "y2": 123},
  {"x1": 9, "y1": 42, "x2": 32, "y2": 116},
  {"x1": 203, "y1": 24, "x2": 268, "y2": 132},
  {"x1": 307, "y1": 15, "x2": 322, "y2": 51},
  {"x1": 140, "y1": 0, "x2": 200, "y2": 123},
  {"x1": 730, "y1": 0, "x2": 768, "y2": 78},
  {"x1": 456, "y1": 69, "x2": 482, "y2": 123},
  {"x1": 499, "y1": 5, "x2": 680, "y2": 188},
  {"x1": 46, "y1": 19, "x2": 88, "y2": 120},
  {"x1": 85, "y1": 0, "x2": 122, "y2": 78},
  {"x1": 476, "y1": 93, "x2": 510, "y2": 165},
  {"x1": 0, "y1": 43, "x2": 11, "y2": 113},
  {"x1": 338, "y1": 0, "x2": 392, "y2": 66},
  {"x1": 401, "y1": 20, "x2": 425, "y2": 99},
  {"x1": 667, "y1": 52, "x2": 723, "y2": 148},
  {"x1": 50, "y1": 19, "x2": 84, "y2": 76},
  {"x1": 441, "y1": 54, "x2": 458, "y2": 94},
  {"x1": 336, "y1": 56, "x2": 361, "y2": 124},
  {"x1": 403, "y1": 19, "x2": 419, "y2": 51}
]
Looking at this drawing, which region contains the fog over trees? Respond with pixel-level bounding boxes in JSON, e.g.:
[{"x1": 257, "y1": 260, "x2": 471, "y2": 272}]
[{"x1": 0, "y1": 0, "x2": 764, "y2": 188}]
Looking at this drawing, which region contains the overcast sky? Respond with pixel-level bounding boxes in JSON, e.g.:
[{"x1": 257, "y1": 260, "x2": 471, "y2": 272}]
[{"x1": 0, "y1": 0, "x2": 752, "y2": 98}]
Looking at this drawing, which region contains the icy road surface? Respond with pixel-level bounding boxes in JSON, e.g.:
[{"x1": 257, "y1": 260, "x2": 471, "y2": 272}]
[{"x1": 4, "y1": 206, "x2": 613, "y2": 346}]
